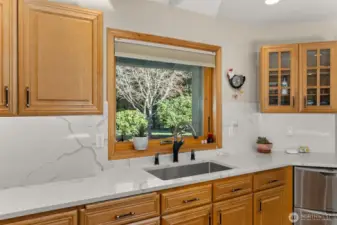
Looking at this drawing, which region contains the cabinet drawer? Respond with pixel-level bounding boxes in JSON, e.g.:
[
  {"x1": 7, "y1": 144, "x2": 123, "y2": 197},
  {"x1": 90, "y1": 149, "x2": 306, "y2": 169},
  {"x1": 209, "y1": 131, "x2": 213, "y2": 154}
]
[
  {"x1": 3, "y1": 210, "x2": 77, "y2": 225},
  {"x1": 254, "y1": 168, "x2": 286, "y2": 191},
  {"x1": 213, "y1": 175, "x2": 252, "y2": 202},
  {"x1": 161, "y1": 184, "x2": 212, "y2": 215},
  {"x1": 161, "y1": 205, "x2": 212, "y2": 225},
  {"x1": 81, "y1": 193, "x2": 160, "y2": 225}
]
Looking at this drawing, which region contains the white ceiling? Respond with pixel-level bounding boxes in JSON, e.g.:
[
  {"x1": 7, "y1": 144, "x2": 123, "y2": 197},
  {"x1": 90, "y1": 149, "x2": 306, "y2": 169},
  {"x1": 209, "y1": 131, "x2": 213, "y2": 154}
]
[{"x1": 147, "y1": 0, "x2": 337, "y2": 24}]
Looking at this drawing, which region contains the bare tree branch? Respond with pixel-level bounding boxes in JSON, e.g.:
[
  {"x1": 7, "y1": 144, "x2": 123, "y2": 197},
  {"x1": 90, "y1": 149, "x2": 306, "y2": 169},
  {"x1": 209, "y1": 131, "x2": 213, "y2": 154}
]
[{"x1": 116, "y1": 65, "x2": 192, "y2": 136}]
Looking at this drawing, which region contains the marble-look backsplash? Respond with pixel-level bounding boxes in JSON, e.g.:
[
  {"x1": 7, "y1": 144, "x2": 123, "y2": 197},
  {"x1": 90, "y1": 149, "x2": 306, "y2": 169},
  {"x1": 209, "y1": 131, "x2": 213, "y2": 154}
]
[{"x1": 0, "y1": 102, "x2": 335, "y2": 189}]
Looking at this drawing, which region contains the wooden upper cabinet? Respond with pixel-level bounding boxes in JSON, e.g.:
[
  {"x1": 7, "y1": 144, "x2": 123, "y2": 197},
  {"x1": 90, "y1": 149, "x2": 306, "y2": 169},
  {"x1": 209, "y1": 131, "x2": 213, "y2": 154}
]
[
  {"x1": 1, "y1": 210, "x2": 77, "y2": 225},
  {"x1": 18, "y1": 0, "x2": 103, "y2": 115},
  {"x1": 260, "y1": 44, "x2": 298, "y2": 113},
  {"x1": 0, "y1": 0, "x2": 17, "y2": 116},
  {"x1": 299, "y1": 42, "x2": 337, "y2": 112},
  {"x1": 253, "y1": 186, "x2": 288, "y2": 225},
  {"x1": 213, "y1": 194, "x2": 252, "y2": 225},
  {"x1": 161, "y1": 205, "x2": 212, "y2": 225}
]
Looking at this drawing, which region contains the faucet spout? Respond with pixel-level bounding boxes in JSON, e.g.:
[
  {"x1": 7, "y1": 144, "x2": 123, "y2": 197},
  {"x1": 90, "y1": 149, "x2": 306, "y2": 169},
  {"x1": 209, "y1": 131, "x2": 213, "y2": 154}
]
[
  {"x1": 173, "y1": 140, "x2": 184, "y2": 163},
  {"x1": 172, "y1": 122, "x2": 198, "y2": 163}
]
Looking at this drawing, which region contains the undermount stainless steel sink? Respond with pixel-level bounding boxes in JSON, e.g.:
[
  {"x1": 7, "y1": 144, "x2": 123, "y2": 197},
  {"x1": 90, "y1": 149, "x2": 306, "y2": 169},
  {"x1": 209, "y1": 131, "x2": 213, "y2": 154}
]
[{"x1": 146, "y1": 162, "x2": 232, "y2": 180}]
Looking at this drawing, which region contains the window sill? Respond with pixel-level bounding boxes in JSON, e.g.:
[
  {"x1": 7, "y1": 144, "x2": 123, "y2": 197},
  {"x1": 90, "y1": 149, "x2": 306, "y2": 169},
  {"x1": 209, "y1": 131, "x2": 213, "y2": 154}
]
[{"x1": 109, "y1": 143, "x2": 218, "y2": 160}]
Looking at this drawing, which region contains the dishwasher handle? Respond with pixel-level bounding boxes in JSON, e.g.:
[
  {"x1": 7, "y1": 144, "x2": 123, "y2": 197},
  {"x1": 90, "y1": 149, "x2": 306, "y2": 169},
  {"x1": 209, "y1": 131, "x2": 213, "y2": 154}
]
[
  {"x1": 296, "y1": 167, "x2": 337, "y2": 175},
  {"x1": 298, "y1": 208, "x2": 337, "y2": 218}
]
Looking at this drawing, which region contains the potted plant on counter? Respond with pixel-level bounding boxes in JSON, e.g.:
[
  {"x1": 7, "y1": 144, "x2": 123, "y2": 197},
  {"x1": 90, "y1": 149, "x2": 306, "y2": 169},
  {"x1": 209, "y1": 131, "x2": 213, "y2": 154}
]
[
  {"x1": 256, "y1": 137, "x2": 273, "y2": 154},
  {"x1": 133, "y1": 124, "x2": 148, "y2": 151}
]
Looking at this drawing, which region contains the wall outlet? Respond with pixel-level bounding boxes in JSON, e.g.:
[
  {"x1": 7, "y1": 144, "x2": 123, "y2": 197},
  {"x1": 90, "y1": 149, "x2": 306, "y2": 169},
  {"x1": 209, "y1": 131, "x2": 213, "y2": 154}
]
[{"x1": 103, "y1": 101, "x2": 108, "y2": 118}]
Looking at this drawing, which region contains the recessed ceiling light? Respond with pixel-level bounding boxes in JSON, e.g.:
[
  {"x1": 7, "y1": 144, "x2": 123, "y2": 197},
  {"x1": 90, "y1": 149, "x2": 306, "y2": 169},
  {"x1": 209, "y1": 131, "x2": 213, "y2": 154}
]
[{"x1": 265, "y1": 0, "x2": 280, "y2": 5}]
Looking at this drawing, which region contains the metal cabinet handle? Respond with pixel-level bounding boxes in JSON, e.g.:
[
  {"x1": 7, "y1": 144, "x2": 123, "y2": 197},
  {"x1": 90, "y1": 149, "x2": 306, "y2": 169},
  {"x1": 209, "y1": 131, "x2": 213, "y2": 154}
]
[
  {"x1": 218, "y1": 211, "x2": 222, "y2": 225},
  {"x1": 292, "y1": 96, "x2": 295, "y2": 108},
  {"x1": 320, "y1": 172, "x2": 337, "y2": 177},
  {"x1": 259, "y1": 200, "x2": 262, "y2": 212},
  {"x1": 26, "y1": 87, "x2": 30, "y2": 108},
  {"x1": 115, "y1": 212, "x2": 135, "y2": 220},
  {"x1": 183, "y1": 197, "x2": 200, "y2": 203},
  {"x1": 232, "y1": 188, "x2": 242, "y2": 192},
  {"x1": 4, "y1": 86, "x2": 8, "y2": 108}
]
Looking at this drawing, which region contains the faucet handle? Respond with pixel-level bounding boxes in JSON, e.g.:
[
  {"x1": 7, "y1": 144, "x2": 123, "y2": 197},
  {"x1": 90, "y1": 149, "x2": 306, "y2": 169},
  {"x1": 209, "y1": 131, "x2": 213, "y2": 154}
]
[
  {"x1": 154, "y1": 153, "x2": 160, "y2": 165},
  {"x1": 191, "y1": 150, "x2": 196, "y2": 161}
]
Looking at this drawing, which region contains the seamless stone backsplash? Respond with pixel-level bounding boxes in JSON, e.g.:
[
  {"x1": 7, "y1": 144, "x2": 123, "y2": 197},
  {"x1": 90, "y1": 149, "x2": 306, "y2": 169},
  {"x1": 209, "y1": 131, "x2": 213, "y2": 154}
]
[{"x1": 0, "y1": 102, "x2": 335, "y2": 189}]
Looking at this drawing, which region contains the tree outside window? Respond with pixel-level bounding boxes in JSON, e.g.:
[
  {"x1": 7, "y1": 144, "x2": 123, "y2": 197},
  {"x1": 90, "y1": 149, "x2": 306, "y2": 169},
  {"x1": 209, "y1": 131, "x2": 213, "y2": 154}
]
[{"x1": 115, "y1": 57, "x2": 203, "y2": 142}]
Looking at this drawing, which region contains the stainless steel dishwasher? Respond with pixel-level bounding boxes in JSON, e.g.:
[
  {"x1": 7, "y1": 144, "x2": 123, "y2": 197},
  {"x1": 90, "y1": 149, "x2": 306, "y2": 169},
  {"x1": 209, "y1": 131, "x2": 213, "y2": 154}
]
[{"x1": 295, "y1": 167, "x2": 337, "y2": 225}]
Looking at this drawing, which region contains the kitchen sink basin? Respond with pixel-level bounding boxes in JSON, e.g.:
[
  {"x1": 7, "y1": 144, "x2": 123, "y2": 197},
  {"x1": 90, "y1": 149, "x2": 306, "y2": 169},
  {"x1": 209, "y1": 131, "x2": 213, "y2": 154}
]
[{"x1": 146, "y1": 162, "x2": 232, "y2": 180}]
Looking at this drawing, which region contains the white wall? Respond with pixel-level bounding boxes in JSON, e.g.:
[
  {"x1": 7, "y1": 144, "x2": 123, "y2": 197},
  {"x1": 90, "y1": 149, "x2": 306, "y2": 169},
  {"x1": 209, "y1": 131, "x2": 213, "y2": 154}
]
[
  {"x1": 1, "y1": 1, "x2": 336, "y2": 189},
  {"x1": 0, "y1": 0, "x2": 260, "y2": 189},
  {"x1": 254, "y1": 20, "x2": 337, "y2": 153}
]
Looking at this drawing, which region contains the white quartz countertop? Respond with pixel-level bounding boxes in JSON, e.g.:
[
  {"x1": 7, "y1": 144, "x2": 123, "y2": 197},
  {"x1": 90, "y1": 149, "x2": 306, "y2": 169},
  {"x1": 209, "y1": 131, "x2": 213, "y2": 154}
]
[{"x1": 1, "y1": 151, "x2": 337, "y2": 220}]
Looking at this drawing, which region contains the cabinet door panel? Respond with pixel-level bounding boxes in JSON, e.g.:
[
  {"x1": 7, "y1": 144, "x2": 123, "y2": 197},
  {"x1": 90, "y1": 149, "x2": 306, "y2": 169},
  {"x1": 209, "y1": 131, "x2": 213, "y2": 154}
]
[
  {"x1": 5, "y1": 210, "x2": 77, "y2": 225},
  {"x1": 260, "y1": 44, "x2": 298, "y2": 113},
  {"x1": 213, "y1": 194, "x2": 252, "y2": 225},
  {"x1": 19, "y1": 0, "x2": 102, "y2": 115},
  {"x1": 299, "y1": 42, "x2": 337, "y2": 112},
  {"x1": 161, "y1": 205, "x2": 211, "y2": 225},
  {"x1": 127, "y1": 217, "x2": 160, "y2": 225},
  {"x1": 254, "y1": 186, "x2": 289, "y2": 225},
  {"x1": 0, "y1": 0, "x2": 16, "y2": 115}
]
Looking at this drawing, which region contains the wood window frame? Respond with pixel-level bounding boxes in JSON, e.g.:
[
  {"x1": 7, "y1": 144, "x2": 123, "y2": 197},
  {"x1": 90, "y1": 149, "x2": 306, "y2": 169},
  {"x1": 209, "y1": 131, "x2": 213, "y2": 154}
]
[{"x1": 107, "y1": 28, "x2": 222, "y2": 160}]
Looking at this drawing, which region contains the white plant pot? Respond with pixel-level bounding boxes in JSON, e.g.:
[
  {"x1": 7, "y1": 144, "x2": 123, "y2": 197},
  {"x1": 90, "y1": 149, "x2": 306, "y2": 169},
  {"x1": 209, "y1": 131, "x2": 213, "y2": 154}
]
[{"x1": 133, "y1": 137, "x2": 148, "y2": 151}]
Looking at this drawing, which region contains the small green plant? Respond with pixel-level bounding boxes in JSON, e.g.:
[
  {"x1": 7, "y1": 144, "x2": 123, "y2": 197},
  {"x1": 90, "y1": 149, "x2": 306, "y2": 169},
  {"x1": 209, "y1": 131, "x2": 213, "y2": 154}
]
[
  {"x1": 256, "y1": 137, "x2": 272, "y2": 144},
  {"x1": 116, "y1": 110, "x2": 148, "y2": 141},
  {"x1": 135, "y1": 123, "x2": 147, "y2": 137}
]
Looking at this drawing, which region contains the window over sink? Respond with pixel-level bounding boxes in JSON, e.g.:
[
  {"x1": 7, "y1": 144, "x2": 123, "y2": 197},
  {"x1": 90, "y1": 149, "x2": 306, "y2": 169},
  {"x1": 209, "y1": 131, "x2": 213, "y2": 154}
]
[
  {"x1": 115, "y1": 57, "x2": 204, "y2": 142},
  {"x1": 107, "y1": 29, "x2": 222, "y2": 159}
]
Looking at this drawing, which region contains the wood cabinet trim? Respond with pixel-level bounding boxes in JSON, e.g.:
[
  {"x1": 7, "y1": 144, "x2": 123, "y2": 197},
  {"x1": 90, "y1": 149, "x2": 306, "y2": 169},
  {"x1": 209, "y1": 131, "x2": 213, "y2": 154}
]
[
  {"x1": 81, "y1": 193, "x2": 160, "y2": 225},
  {"x1": 299, "y1": 42, "x2": 337, "y2": 113},
  {"x1": 18, "y1": 0, "x2": 103, "y2": 116},
  {"x1": 260, "y1": 44, "x2": 299, "y2": 113},
  {"x1": 253, "y1": 185, "x2": 288, "y2": 225},
  {"x1": 161, "y1": 204, "x2": 212, "y2": 225},
  {"x1": 127, "y1": 217, "x2": 160, "y2": 225},
  {"x1": 0, "y1": 0, "x2": 17, "y2": 116},
  {"x1": 213, "y1": 174, "x2": 253, "y2": 202},
  {"x1": 213, "y1": 194, "x2": 253, "y2": 225},
  {"x1": 261, "y1": 41, "x2": 337, "y2": 113},
  {"x1": 253, "y1": 168, "x2": 286, "y2": 192},
  {"x1": 0, "y1": 210, "x2": 78, "y2": 225},
  {"x1": 161, "y1": 184, "x2": 212, "y2": 215},
  {"x1": 84, "y1": 193, "x2": 158, "y2": 210}
]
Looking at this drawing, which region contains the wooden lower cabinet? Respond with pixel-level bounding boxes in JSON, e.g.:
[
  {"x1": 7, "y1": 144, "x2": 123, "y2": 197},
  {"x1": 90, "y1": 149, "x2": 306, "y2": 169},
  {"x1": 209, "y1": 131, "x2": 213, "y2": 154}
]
[
  {"x1": 0, "y1": 210, "x2": 77, "y2": 225},
  {"x1": 80, "y1": 193, "x2": 160, "y2": 225},
  {"x1": 253, "y1": 186, "x2": 288, "y2": 225},
  {"x1": 213, "y1": 194, "x2": 252, "y2": 225},
  {"x1": 161, "y1": 205, "x2": 212, "y2": 225},
  {"x1": 127, "y1": 217, "x2": 160, "y2": 225}
]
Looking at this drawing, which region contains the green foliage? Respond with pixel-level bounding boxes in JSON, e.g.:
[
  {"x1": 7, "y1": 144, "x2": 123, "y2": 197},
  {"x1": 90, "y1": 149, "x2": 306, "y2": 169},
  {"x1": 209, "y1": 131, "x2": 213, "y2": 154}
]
[
  {"x1": 116, "y1": 110, "x2": 148, "y2": 137},
  {"x1": 157, "y1": 95, "x2": 192, "y2": 132},
  {"x1": 136, "y1": 124, "x2": 147, "y2": 137},
  {"x1": 256, "y1": 137, "x2": 272, "y2": 144}
]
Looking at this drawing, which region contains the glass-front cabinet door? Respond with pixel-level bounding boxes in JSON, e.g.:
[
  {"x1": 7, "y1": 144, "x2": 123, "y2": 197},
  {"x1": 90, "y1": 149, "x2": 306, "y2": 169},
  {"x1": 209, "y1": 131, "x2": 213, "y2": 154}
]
[
  {"x1": 260, "y1": 45, "x2": 298, "y2": 112},
  {"x1": 300, "y1": 42, "x2": 337, "y2": 112}
]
